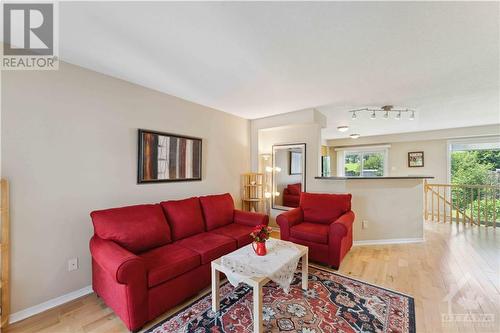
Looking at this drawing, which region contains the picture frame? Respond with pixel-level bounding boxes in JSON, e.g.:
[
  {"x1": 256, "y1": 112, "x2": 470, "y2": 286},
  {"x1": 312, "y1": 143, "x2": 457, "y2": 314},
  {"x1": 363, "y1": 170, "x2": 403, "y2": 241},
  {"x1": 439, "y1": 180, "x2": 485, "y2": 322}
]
[
  {"x1": 408, "y1": 151, "x2": 424, "y2": 167},
  {"x1": 138, "y1": 129, "x2": 202, "y2": 183},
  {"x1": 289, "y1": 151, "x2": 303, "y2": 175}
]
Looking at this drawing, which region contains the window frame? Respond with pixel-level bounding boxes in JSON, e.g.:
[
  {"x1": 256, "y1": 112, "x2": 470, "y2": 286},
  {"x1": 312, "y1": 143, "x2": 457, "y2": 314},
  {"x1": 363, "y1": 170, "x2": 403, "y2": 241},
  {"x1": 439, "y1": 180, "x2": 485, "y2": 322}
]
[
  {"x1": 446, "y1": 136, "x2": 500, "y2": 184},
  {"x1": 335, "y1": 145, "x2": 390, "y2": 177}
]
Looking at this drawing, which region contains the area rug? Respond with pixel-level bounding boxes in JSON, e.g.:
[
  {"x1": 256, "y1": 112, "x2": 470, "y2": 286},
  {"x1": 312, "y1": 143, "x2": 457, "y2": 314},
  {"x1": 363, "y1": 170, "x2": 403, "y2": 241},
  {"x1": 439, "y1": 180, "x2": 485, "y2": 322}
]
[{"x1": 146, "y1": 265, "x2": 415, "y2": 333}]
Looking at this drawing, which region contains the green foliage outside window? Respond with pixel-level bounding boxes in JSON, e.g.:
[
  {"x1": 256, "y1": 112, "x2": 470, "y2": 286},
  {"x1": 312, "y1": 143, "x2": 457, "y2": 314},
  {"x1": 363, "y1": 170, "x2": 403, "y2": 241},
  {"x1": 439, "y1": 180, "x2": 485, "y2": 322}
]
[{"x1": 450, "y1": 150, "x2": 499, "y2": 222}]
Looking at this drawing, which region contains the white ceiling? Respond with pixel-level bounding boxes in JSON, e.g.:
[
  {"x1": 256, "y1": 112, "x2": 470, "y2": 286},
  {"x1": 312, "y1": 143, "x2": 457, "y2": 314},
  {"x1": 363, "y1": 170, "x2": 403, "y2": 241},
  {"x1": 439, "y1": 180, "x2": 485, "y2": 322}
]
[{"x1": 57, "y1": 2, "x2": 499, "y2": 138}]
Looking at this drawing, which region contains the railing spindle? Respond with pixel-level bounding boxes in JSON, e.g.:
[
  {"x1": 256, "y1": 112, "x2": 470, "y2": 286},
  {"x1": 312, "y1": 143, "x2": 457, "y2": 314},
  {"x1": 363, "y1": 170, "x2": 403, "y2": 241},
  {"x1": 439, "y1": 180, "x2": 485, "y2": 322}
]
[
  {"x1": 493, "y1": 188, "x2": 497, "y2": 228},
  {"x1": 432, "y1": 189, "x2": 435, "y2": 221},
  {"x1": 437, "y1": 186, "x2": 441, "y2": 222},
  {"x1": 477, "y1": 188, "x2": 481, "y2": 226}
]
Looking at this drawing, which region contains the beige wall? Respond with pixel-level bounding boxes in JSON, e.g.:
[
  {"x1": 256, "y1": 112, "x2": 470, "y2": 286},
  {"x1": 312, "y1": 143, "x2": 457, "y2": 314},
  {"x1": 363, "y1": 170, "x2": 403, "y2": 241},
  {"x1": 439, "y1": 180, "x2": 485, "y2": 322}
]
[
  {"x1": 329, "y1": 139, "x2": 448, "y2": 183},
  {"x1": 256, "y1": 122, "x2": 426, "y2": 241},
  {"x1": 327, "y1": 125, "x2": 500, "y2": 184},
  {"x1": 1, "y1": 62, "x2": 250, "y2": 313}
]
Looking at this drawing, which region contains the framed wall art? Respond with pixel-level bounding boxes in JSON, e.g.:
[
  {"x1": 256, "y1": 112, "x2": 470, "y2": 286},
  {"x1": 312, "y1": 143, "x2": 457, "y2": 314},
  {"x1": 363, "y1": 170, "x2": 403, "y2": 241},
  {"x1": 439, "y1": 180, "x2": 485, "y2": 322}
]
[
  {"x1": 138, "y1": 129, "x2": 202, "y2": 183},
  {"x1": 408, "y1": 151, "x2": 424, "y2": 167}
]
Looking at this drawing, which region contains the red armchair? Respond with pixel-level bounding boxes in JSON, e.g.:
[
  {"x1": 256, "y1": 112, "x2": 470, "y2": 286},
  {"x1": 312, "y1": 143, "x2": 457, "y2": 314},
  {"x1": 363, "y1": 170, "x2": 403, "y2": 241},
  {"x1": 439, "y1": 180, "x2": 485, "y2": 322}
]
[
  {"x1": 283, "y1": 183, "x2": 301, "y2": 207},
  {"x1": 90, "y1": 194, "x2": 268, "y2": 331},
  {"x1": 277, "y1": 192, "x2": 355, "y2": 269}
]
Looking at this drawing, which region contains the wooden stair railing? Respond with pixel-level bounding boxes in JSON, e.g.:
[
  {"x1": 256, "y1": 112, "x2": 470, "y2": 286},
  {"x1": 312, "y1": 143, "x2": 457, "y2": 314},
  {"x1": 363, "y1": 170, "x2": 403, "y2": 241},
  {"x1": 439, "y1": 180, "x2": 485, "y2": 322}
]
[
  {"x1": 424, "y1": 181, "x2": 498, "y2": 227},
  {"x1": 1, "y1": 179, "x2": 10, "y2": 329}
]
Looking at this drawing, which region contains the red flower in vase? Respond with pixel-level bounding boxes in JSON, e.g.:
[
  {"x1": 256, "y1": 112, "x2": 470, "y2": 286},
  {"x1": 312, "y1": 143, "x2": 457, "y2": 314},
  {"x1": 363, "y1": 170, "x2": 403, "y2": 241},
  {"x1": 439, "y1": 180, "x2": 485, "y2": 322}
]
[{"x1": 250, "y1": 224, "x2": 272, "y2": 243}]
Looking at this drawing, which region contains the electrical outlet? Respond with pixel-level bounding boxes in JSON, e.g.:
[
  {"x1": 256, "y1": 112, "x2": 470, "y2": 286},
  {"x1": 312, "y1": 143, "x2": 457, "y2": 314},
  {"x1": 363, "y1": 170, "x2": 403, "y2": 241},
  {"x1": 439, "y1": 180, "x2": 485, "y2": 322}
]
[
  {"x1": 68, "y1": 257, "x2": 78, "y2": 272},
  {"x1": 362, "y1": 220, "x2": 368, "y2": 229}
]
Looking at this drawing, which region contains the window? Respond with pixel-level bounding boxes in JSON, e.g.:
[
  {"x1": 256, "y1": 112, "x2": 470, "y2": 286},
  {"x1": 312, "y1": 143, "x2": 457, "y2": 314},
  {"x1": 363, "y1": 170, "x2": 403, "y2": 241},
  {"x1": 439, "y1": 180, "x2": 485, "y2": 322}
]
[
  {"x1": 336, "y1": 145, "x2": 389, "y2": 177},
  {"x1": 447, "y1": 137, "x2": 500, "y2": 185}
]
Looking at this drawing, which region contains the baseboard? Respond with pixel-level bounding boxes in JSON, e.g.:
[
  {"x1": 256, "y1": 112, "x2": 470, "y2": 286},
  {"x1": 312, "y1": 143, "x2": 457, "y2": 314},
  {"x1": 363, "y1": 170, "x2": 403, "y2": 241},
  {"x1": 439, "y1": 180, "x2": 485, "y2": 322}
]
[
  {"x1": 353, "y1": 237, "x2": 425, "y2": 246},
  {"x1": 9, "y1": 285, "x2": 93, "y2": 324}
]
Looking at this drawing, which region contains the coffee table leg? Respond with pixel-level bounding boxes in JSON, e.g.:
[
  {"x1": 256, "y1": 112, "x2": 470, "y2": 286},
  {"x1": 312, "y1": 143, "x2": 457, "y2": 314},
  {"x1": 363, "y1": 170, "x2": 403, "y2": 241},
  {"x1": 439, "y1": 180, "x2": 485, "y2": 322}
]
[
  {"x1": 211, "y1": 264, "x2": 220, "y2": 313},
  {"x1": 253, "y1": 282, "x2": 263, "y2": 333},
  {"x1": 301, "y1": 252, "x2": 308, "y2": 290}
]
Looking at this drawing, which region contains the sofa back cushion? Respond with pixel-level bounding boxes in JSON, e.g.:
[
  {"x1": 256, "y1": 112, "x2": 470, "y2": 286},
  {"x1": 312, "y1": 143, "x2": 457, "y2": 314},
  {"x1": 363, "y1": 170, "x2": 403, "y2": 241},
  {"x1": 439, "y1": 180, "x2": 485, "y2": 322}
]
[
  {"x1": 160, "y1": 197, "x2": 205, "y2": 241},
  {"x1": 199, "y1": 193, "x2": 235, "y2": 231},
  {"x1": 91, "y1": 204, "x2": 171, "y2": 253},
  {"x1": 287, "y1": 183, "x2": 302, "y2": 195},
  {"x1": 300, "y1": 192, "x2": 352, "y2": 224}
]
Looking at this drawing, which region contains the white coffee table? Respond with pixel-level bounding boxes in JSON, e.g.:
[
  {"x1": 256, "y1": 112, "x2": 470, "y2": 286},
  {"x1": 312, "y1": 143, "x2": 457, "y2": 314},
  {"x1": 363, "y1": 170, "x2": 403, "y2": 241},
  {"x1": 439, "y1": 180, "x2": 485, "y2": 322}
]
[{"x1": 211, "y1": 239, "x2": 308, "y2": 333}]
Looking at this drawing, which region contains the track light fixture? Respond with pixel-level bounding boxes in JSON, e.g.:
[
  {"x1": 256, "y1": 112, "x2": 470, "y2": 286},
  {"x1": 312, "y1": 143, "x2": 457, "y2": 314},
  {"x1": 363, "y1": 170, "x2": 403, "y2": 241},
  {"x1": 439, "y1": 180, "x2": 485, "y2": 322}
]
[
  {"x1": 409, "y1": 110, "x2": 415, "y2": 120},
  {"x1": 348, "y1": 105, "x2": 416, "y2": 121}
]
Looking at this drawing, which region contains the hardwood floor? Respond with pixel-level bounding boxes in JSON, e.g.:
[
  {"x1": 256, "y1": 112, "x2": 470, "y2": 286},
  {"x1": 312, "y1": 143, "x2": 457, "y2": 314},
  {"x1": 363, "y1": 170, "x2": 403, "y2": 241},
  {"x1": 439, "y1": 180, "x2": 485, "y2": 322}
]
[{"x1": 6, "y1": 222, "x2": 500, "y2": 333}]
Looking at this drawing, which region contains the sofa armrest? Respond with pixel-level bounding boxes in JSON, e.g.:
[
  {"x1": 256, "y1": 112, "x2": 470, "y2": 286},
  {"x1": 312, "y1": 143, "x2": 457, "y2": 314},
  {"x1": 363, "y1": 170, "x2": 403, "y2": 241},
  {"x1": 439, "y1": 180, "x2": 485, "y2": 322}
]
[
  {"x1": 276, "y1": 207, "x2": 303, "y2": 240},
  {"x1": 234, "y1": 209, "x2": 269, "y2": 227},
  {"x1": 329, "y1": 211, "x2": 355, "y2": 238},
  {"x1": 90, "y1": 236, "x2": 145, "y2": 285}
]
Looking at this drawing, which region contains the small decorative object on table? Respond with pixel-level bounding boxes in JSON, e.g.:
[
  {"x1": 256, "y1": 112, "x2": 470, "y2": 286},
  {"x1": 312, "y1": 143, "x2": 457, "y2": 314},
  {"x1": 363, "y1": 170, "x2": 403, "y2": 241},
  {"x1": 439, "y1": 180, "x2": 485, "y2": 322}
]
[{"x1": 250, "y1": 224, "x2": 272, "y2": 256}]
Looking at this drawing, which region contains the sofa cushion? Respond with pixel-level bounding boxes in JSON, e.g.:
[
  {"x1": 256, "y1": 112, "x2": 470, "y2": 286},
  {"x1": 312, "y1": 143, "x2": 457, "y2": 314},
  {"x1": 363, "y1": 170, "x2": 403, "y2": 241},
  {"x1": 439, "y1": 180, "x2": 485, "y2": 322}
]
[
  {"x1": 140, "y1": 244, "x2": 201, "y2": 288},
  {"x1": 209, "y1": 223, "x2": 254, "y2": 247},
  {"x1": 300, "y1": 192, "x2": 352, "y2": 224},
  {"x1": 91, "y1": 204, "x2": 171, "y2": 253},
  {"x1": 199, "y1": 193, "x2": 235, "y2": 231},
  {"x1": 290, "y1": 222, "x2": 329, "y2": 244},
  {"x1": 176, "y1": 232, "x2": 237, "y2": 264},
  {"x1": 160, "y1": 197, "x2": 205, "y2": 241},
  {"x1": 287, "y1": 183, "x2": 302, "y2": 195}
]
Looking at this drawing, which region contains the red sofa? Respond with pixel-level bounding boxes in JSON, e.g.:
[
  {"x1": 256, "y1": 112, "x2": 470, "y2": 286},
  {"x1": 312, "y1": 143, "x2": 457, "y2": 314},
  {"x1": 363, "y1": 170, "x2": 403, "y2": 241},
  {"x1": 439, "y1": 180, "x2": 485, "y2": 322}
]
[
  {"x1": 89, "y1": 193, "x2": 268, "y2": 331},
  {"x1": 277, "y1": 192, "x2": 354, "y2": 269},
  {"x1": 283, "y1": 183, "x2": 301, "y2": 207}
]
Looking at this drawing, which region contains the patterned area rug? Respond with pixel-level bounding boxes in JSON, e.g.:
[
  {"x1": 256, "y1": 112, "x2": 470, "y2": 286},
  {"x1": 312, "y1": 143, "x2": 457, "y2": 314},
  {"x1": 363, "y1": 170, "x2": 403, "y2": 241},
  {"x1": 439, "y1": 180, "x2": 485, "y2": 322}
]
[{"x1": 146, "y1": 265, "x2": 415, "y2": 333}]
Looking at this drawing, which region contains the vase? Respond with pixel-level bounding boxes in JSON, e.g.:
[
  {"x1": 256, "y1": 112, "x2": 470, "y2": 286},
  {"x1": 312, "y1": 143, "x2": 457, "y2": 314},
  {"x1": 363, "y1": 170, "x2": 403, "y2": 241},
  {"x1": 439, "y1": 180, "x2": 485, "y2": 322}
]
[{"x1": 252, "y1": 241, "x2": 267, "y2": 256}]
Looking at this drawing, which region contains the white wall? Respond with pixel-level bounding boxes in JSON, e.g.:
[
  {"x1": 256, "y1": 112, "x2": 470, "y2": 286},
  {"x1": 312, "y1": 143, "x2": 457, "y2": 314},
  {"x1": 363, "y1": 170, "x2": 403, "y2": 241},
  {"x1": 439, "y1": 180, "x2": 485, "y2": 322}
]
[{"x1": 1, "y1": 62, "x2": 250, "y2": 313}]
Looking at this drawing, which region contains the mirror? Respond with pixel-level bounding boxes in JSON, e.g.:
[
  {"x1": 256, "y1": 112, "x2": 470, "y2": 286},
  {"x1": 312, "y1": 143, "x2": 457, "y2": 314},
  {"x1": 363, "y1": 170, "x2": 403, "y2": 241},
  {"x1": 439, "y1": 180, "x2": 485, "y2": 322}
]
[{"x1": 272, "y1": 143, "x2": 306, "y2": 210}]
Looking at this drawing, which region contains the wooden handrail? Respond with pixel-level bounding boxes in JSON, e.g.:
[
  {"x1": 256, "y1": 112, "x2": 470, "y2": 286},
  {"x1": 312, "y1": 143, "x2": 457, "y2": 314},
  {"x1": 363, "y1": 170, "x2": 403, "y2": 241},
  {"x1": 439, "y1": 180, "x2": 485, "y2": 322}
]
[
  {"x1": 427, "y1": 183, "x2": 500, "y2": 189},
  {"x1": 424, "y1": 182, "x2": 498, "y2": 228}
]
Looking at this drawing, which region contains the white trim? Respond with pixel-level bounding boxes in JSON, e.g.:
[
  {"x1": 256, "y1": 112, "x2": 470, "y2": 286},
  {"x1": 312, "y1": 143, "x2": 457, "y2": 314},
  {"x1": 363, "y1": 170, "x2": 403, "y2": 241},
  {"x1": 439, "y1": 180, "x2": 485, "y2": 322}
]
[
  {"x1": 446, "y1": 140, "x2": 453, "y2": 184},
  {"x1": 334, "y1": 144, "x2": 391, "y2": 152},
  {"x1": 353, "y1": 237, "x2": 425, "y2": 246},
  {"x1": 9, "y1": 285, "x2": 93, "y2": 324}
]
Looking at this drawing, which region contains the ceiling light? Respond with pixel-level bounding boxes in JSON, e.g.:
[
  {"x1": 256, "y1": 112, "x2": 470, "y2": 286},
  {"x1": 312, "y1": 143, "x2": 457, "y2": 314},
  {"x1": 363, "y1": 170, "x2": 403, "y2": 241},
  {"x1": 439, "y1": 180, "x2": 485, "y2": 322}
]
[
  {"x1": 350, "y1": 133, "x2": 360, "y2": 139},
  {"x1": 347, "y1": 106, "x2": 416, "y2": 122},
  {"x1": 337, "y1": 126, "x2": 349, "y2": 132}
]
